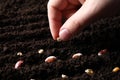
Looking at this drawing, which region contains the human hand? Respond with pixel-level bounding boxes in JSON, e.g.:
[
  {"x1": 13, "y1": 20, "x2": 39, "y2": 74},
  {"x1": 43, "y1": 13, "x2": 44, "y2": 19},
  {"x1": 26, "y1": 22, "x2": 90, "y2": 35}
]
[{"x1": 47, "y1": 0, "x2": 120, "y2": 41}]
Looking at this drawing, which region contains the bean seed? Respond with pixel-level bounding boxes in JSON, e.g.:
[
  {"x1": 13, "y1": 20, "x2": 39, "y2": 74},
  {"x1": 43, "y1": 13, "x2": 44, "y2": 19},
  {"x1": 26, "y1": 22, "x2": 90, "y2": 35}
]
[
  {"x1": 72, "y1": 53, "x2": 83, "y2": 59},
  {"x1": 45, "y1": 56, "x2": 57, "y2": 63},
  {"x1": 17, "y1": 52, "x2": 23, "y2": 56},
  {"x1": 15, "y1": 60, "x2": 24, "y2": 69},
  {"x1": 38, "y1": 49, "x2": 44, "y2": 54},
  {"x1": 30, "y1": 79, "x2": 35, "y2": 80},
  {"x1": 85, "y1": 69, "x2": 94, "y2": 75},
  {"x1": 112, "y1": 67, "x2": 120, "y2": 72},
  {"x1": 98, "y1": 49, "x2": 107, "y2": 56},
  {"x1": 57, "y1": 37, "x2": 62, "y2": 42},
  {"x1": 61, "y1": 74, "x2": 68, "y2": 79}
]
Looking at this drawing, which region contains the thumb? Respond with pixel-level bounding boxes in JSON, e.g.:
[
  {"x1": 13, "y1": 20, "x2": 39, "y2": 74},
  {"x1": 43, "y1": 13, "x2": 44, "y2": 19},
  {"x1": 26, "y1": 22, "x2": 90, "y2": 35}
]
[{"x1": 59, "y1": 0, "x2": 112, "y2": 41}]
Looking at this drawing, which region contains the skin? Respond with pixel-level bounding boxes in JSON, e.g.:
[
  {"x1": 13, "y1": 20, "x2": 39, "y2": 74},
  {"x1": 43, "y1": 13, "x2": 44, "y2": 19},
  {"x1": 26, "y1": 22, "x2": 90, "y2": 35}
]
[{"x1": 47, "y1": 0, "x2": 120, "y2": 41}]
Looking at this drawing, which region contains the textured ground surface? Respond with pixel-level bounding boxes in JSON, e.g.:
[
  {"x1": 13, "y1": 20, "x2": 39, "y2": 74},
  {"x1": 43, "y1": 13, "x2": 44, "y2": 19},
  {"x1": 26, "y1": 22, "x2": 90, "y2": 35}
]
[{"x1": 0, "y1": 0, "x2": 120, "y2": 80}]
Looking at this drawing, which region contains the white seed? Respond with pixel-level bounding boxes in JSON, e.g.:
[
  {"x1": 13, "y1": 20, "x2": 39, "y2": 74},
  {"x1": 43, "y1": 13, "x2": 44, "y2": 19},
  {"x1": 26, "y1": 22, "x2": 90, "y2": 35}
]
[
  {"x1": 57, "y1": 37, "x2": 62, "y2": 42},
  {"x1": 112, "y1": 67, "x2": 120, "y2": 72},
  {"x1": 98, "y1": 52, "x2": 102, "y2": 56},
  {"x1": 45, "y1": 56, "x2": 57, "y2": 63},
  {"x1": 15, "y1": 60, "x2": 24, "y2": 69},
  {"x1": 72, "y1": 53, "x2": 83, "y2": 59},
  {"x1": 38, "y1": 49, "x2": 44, "y2": 54},
  {"x1": 85, "y1": 69, "x2": 94, "y2": 75},
  {"x1": 30, "y1": 79, "x2": 35, "y2": 80},
  {"x1": 98, "y1": 49, "x2": 107, "y2": 56},
  {"x1": 17, "y1": 52, "x2": 23, "y2": 56},
  {"x1": 61, "y1": 74, "x2": 68, "y2": 79}
]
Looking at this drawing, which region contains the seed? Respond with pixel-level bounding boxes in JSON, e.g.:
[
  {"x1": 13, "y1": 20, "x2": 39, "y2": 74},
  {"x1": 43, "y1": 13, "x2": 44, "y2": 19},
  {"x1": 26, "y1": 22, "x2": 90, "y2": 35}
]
[
  {"x1": 112, "y1": 67, "x2": 120, "y2": 72},
  {"x1": 45, "y1": 56, "x2": 57, "y2": 63},
  {"x1": 30, "y1": 79, "x2": 35, "y2": 80},
  {"x1": 57, "y1": 37, "x2": 62, "y2": 42},
  {"x1": 15, "y1": 60, "x2": 24, "y2": 69},
  {"x1": 38, "y1": 49, "x2": 44, "y2": 54},
  {"x1": 98, "y1": 49, "x2": 107, "y2": 56},
  {"x1": 85, "y1": 69, "x2": 94, "y2": 75},
  {"x1": 17, "y1": 52, "x2": 23, "y2": 56},
  {"x1": 61, "y1": 74, "x2": 68, "y2": 79},
  {"x1": 72, "y1": 53, "x2": 83, "y2": 59}
]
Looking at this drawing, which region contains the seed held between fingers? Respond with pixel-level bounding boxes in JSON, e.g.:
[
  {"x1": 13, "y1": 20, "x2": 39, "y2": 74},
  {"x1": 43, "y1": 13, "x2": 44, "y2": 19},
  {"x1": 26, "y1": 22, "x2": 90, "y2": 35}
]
[
  {"x1": 57, "y1": 37, "x2": 62, "y2": 42},
  {"x1": 72, "y1": 53, "x2": 83, "y2": 59},
  {"x1": 112, "y1": 67, "x2": 120, "y2": 72},
  {"x1": 15, "y1": 60, "x2": 24, "y2": 69},
  {"x1": 45, "y1": 56, "x2": 57, "y2": 63}
]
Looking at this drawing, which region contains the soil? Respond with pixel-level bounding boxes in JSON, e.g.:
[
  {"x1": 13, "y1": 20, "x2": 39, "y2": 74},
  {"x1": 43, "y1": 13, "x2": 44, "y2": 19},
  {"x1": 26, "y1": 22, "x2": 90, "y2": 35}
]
[{"x1": 0, "y1": 0, "x2": 120, "y2": 80}]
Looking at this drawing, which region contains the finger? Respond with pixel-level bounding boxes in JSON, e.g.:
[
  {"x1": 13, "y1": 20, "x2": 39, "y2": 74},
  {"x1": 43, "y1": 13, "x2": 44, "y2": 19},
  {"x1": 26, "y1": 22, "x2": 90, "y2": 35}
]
[
  {"x1": 79, "y1": 0, "x2": 86, "y2": 4},
  {"x1": 59, "y1": 0, "x2": 112, "y2": 41},
  {"x1": 47, "y1": 0, "x2": 67, "y2": 40},
  {"x1": 62, "y1": 3, "x2": 81, "y2": 19},
  {"x1": 63, "y1": 9, "x2": 77, "y2": 19}
]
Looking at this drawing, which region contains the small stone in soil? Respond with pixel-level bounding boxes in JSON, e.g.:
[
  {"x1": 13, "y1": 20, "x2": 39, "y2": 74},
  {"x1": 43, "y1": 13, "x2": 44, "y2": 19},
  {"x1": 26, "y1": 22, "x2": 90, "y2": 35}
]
[{"x1": 45, "y1": 56, "x2": 57, "y2": 63}]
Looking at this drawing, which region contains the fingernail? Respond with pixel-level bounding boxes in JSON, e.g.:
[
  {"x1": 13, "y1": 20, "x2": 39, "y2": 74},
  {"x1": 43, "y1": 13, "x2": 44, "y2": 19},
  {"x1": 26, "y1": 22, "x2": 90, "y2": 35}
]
[{"x1": 59, "y1": 29, "x2": 71, "y2": 41}]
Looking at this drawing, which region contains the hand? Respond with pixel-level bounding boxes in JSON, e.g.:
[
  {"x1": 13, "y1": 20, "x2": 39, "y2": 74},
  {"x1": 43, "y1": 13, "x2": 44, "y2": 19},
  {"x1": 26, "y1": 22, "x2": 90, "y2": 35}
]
[{"x1": 47, "y1": 0, "x2": 120, "y2": 41}]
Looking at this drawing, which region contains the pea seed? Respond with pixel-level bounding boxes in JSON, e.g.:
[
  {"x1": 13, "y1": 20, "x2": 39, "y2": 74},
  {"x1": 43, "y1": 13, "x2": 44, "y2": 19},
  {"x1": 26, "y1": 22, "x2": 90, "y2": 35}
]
[
  {"x1": 72, "y1": 53, "x2": 83, "y2": 59},
  {"x1": 45, "y1": 56, "x2": 57, "y2": 63},
  {"x1": 38, "y1": 49, "x2": 44, "y2": 54},
  {"x1": 15, "y1": 60, "x2": 24, "y2": 69},
  {"x1": 112, "y1": 67, "x2": 120, "y2": 72},
  {"x1": 85, "y1": 69, "x2": 94, "y2": 75}
]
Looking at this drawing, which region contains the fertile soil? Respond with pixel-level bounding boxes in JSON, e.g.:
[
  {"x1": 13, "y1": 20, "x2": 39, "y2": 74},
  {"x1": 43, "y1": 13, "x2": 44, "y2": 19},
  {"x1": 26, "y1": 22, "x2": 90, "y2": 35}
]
[{"x1": 0, "y1": 0, "x2": 120, "y2": 80}]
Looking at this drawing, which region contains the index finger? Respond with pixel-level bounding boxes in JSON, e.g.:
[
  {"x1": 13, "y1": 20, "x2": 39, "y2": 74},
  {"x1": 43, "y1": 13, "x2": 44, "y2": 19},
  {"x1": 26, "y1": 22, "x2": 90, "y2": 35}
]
[{"x1": 47, "y1": 0, "x2": 67, "y2": 40}]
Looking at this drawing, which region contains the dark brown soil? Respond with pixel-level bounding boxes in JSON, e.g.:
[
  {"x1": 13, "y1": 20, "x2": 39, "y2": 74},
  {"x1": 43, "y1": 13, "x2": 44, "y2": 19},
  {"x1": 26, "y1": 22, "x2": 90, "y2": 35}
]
[{"x1": 0, "y1": 0, "x2": 120, "y2": 80}]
